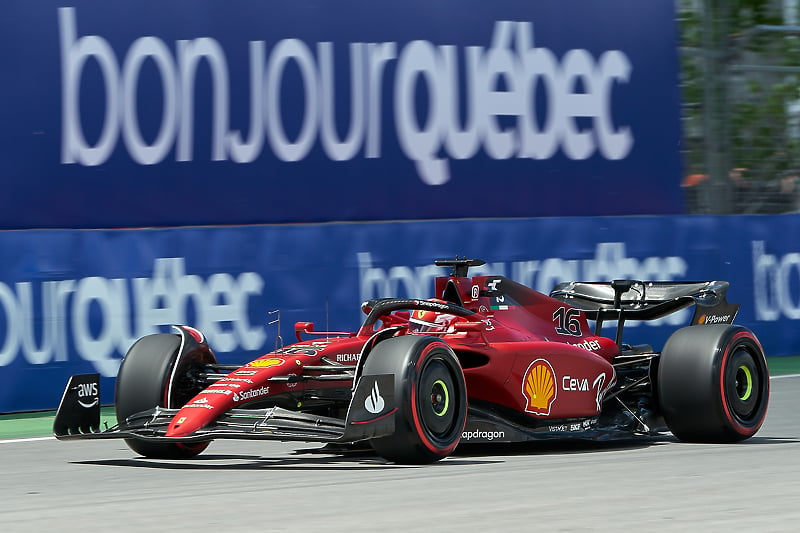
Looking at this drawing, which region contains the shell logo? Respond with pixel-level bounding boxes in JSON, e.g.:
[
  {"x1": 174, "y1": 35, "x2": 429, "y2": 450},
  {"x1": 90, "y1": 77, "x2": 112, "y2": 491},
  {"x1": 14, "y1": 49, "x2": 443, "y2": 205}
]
[
  {"x1": 522, "y1": 359, "x2": 557, "y2": 416},
  {"x1": 247, "y1": 357, "x2": 284, "y2": 369}
]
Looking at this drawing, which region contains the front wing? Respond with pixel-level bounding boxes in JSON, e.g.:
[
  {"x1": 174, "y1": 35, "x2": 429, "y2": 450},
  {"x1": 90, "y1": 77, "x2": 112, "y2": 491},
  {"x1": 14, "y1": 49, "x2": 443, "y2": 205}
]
[{"x1": 53, "y1": 373, "x2": 397, "y2": 445}]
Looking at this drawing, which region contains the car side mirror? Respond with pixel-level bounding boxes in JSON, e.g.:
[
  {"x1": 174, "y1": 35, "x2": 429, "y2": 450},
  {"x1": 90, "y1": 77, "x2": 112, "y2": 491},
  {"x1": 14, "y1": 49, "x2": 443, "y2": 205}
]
[{"x1": 295, "y1": 321, "x2": 314, "y2": 341}]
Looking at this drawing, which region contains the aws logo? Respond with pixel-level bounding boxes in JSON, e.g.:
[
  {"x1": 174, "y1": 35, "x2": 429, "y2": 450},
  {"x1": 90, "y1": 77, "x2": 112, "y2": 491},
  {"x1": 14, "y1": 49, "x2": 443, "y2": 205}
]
[
  {"x1": 522, "y1": 359, "x2": 557, "y2": 416},
  {"x1": 76, "y1": 381, "x2": 99, "y2": 409}
]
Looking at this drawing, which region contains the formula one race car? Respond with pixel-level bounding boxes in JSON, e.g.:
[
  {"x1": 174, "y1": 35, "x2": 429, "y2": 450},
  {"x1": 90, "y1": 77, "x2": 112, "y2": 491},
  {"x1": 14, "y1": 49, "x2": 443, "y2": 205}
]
[{"x1": 54, "y1": 258, "x2": 770, "y2": 464}]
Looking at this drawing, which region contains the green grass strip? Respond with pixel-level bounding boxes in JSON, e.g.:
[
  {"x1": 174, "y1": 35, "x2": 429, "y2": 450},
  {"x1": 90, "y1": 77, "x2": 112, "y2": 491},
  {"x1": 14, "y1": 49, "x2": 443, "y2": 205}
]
[
  {"x1": 766, "y1": 355, "x2": 800, "y2": 377},
  {"x1": 0, "y1": 407, "x2": 116, "y2": 440}
]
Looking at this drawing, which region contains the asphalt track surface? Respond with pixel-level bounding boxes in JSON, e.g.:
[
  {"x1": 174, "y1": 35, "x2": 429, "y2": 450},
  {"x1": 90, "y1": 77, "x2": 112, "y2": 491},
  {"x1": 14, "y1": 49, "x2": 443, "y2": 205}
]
[{"x1": 1, "y1": 376, "x2": 799, "y2": 532}]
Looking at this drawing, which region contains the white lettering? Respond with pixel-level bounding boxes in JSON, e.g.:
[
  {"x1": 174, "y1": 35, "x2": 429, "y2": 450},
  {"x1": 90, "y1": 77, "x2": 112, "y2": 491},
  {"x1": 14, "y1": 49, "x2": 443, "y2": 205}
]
[
  {"x1": 59, "y1": 7, "x2": 120, "y2": 166},
  {"x1": 77, "y1": 382, "x2": 98, "y2": 397},
  {"x1": 17, "y1": 283, "x2": 57, "y2": 365},
  {"x1": 319, "y1": 42, "x2": 366, "y2": 161},
  {"x1": 121, "y1": 37, "x2": 178, "y2": 164},
  {"x1": 395, "y1": 40, "x2": 450, "y2": 185},
  {"x1": 482, "y1": 21, "x2": 518, "y2": 161},
  {"x1": 569, "y1": 339, "x2": 601, "y2": 352},
  {"x1": 225, "y1": 40, "x2": 266, "y2": 163},
  {"x1": 752, "y1": 240, "x2": 800, "y2": 321},
  {"x1": 562, "y1": 375, "x2": 589, "y2": 391},
  {"x1": 461, "y1": 430, "x2": 505, "y2": 441},
  {"x1": 265, "y1": 39, "x2": 319, "y2": 161},
  {"x1": 357, "y1": 244, "x2": 689, "y2": 328},
  {"x1": 233, "y1": 385, "x2": 270, "y2": 402},
  {"x1": 177, "y1": 37, "x2": 229, "y2": 162},
  {"x1": 59, "y1": 9, "x2": 634, "y2": 184},
  {"x1": 358, "y1": 252, "x2": 442, "y2": 301},
  {"x1": 365, "y1": 42, "x2": 397, "y2": 158},
  {"x1": 184, "y1": 403, "x2": 214, "y2": 409},
  {"x1": 0, "y1": 258, "x2": 266, "y2": 377},
  {"x1": 72, "y1": 276, "x2": 121, "y2": 376}
]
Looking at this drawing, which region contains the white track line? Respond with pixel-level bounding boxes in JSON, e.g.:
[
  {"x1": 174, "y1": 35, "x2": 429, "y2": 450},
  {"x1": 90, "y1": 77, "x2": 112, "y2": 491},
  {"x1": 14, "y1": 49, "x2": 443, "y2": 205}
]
[{"x1": 0, "y1": 436, "x2": 55, "y2": 444}]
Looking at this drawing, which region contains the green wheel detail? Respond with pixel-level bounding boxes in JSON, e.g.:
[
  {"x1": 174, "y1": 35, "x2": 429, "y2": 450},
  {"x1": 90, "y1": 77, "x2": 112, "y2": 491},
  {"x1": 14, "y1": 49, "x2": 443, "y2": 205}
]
[
  {"x1": 736, "y1": 365, "x2": 753, "y2": 401},
  {"x1": 431, "y1": 379, "x2": 450, "y2": 417}
]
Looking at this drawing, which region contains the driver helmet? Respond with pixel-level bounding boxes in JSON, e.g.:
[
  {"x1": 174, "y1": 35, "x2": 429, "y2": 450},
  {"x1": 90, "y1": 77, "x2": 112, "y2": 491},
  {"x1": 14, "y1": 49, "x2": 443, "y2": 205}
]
[{"x1": 408, "y1": 306, "x2": 457, "y2": 334}]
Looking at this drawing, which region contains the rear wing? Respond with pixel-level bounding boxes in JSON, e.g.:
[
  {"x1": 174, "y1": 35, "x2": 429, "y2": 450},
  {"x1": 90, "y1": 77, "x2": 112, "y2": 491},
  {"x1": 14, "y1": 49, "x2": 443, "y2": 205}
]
[{"x1": 550, "y1": 280, "x2": 739, "y2": 343}]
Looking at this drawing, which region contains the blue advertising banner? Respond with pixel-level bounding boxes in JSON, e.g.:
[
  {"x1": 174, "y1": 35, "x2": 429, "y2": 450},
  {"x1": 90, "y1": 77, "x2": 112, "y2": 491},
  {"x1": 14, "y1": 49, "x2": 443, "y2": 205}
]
[
  {"x1": 0, "y1": 0, "x2": 683, "y2": 229},
  {"x1": 1, "y1": 214, "x2": 800, "y2": 412}
]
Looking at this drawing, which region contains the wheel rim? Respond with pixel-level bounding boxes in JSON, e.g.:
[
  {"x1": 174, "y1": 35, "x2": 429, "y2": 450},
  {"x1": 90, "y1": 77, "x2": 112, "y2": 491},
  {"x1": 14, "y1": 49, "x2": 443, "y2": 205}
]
[
  {"x1": 725, "y1": 347, "x2": 761, "y2": 420},
  {"x1": 418, "y1": 358, "x2": 459, "y2": 438}
]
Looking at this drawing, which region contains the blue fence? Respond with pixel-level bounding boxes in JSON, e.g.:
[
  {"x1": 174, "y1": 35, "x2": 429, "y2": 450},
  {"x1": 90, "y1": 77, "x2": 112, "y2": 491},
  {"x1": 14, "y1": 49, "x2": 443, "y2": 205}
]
[
  {"x1": 1, "y1": 214, "x2": 799, "y2": 412},
  {"x1": 1, "y1": 0, "x2": 682, "y2": 229}
]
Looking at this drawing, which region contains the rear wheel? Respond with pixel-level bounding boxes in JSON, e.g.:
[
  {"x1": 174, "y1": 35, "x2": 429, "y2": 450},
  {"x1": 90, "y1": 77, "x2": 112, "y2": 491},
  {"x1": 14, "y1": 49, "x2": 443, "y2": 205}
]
[
  {"x1": 115, "y1": 333, "x2": 215, "y2": 458},
  {"x1": 658, "y1": 325, "x2": 769, "y2": 442},
  {"x1": 364, "y1": 335, "x2": 467, "y2": 464}
]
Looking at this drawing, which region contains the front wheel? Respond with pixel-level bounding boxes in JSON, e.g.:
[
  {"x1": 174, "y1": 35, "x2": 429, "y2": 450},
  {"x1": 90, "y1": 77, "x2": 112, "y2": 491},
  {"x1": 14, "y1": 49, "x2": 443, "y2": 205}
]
[
  {"x1": 363, "y1": 335, "x2": 467, "y2": 464},
  {"x1": 115, "y1": 332, "x2": 216, "y2": 458},
  {"x1": 658, "y1": 324, "x2": 769, "y2": 442}
]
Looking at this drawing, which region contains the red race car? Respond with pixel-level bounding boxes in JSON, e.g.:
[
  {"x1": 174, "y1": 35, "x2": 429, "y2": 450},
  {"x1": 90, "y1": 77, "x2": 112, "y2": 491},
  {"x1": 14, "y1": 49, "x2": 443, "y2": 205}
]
[{"x1": 54, "y1": 258, "x2": 770, "y2": 464}]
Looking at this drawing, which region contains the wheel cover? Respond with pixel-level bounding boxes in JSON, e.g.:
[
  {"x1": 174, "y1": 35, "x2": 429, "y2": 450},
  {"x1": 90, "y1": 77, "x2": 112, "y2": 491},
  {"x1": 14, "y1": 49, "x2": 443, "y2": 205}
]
[
  {"x1": 418, "y1": 359, "x2": 458, "y2": 437},
  {"x1": 725, "y1": 347, "x2": 761, "y2": 420}
]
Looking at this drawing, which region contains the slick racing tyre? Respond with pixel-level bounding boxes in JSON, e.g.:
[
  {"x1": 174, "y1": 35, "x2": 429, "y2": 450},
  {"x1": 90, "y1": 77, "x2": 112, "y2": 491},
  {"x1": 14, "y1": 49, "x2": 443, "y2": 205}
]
[
  {"x1": 658, "y1": 324, "x2": 769, "y2": 442},
  {"x1": 115, "y1": 333, "x2": 216, "y2": 459},
  {"x1": 364, "y1": 335, "x2": 467, "y2": 464}
]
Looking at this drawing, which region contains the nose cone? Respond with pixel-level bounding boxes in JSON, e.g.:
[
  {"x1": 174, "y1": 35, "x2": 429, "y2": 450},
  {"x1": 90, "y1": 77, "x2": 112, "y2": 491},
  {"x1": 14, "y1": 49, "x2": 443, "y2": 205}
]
[
  {"x1": 164, "y1": 357, "x2": 290, "y2": 437},
  {"x1": 166, "y1": 391, "x2": 234, "y2": 437}
]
